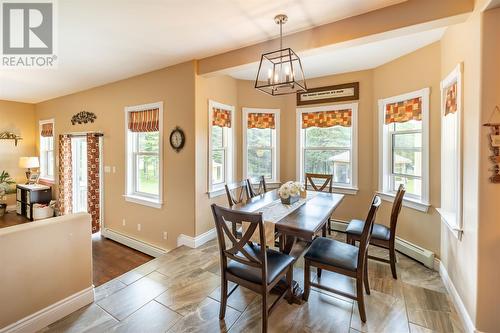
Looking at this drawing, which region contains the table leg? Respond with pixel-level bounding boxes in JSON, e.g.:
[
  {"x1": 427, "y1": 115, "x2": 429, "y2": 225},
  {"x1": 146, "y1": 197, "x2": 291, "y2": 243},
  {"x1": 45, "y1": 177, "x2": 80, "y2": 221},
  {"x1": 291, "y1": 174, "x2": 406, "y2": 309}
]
[{"x1": 278, "y1": 235, "x2": 310, "y2": 304}]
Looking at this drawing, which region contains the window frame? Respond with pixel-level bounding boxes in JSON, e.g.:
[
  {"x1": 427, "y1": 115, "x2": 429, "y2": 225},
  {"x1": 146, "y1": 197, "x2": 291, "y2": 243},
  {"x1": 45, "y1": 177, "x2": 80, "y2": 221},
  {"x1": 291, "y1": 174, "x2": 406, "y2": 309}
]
[
  {"x1": 39, "y1": 118, "x2": 55, "y2": 182},
  {"x1": 208, "y1": 100, "x2": 235, "y2": 198},
  {"x1": 378, "y1": 88, "x2": 430, "y2": 212},
  {"x1": 296, "y1": 103, "x2": 358, "y2": 195},
  {"x1": 437, "y1": 64, "x2": 463, "y2": 239},
  {"x1": 242, "y1": 107, "x2": 280, "y2": 184},
  {"x1": 124, "y1": 101, "x2": 164, "y2": 209}
]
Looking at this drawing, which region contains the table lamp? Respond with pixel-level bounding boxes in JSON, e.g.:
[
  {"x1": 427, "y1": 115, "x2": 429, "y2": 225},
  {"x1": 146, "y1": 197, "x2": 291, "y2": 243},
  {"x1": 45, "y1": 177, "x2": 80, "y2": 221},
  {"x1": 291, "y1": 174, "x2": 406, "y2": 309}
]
[{"x1": 19, "y1": 157, "x2": 40, "y2": 183}]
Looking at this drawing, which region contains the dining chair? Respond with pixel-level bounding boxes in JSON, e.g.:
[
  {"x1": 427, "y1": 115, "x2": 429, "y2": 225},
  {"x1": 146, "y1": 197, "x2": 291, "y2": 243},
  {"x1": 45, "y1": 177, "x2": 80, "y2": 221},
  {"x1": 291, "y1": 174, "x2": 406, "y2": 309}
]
[
  {"x1": 304, "y1": 173, "x2": 333, "y2": 234},
  {"x1": 246, "y1": 176, "x2": 267, "y2": 198},
  {"x1": 211, "y1": 204, "x2": 294, "y2": 333},
  {"x1": 303, "y1": 195, "x2": 382, "y2": 322},
  {"x1": 225, "y1": 181, "x2": 251, "y2": 207},
  {"x1": 346, "y1": 184, "x2": 405, "y2": 279}
]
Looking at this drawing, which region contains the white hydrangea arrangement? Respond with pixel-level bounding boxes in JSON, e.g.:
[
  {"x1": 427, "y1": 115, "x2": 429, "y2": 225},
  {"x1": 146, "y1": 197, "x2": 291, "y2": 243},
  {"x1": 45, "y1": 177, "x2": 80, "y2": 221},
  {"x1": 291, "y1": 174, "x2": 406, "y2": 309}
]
[{"x1": 278, "y1": 181, "x2": 304, "y2": 204}]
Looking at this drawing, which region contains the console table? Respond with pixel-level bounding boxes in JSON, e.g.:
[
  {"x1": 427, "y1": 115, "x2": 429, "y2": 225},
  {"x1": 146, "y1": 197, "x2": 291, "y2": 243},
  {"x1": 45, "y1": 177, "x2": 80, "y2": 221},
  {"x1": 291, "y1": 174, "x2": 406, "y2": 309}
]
[{"x1": 16, "y1": 184, "x2": 52, "y2": 221}]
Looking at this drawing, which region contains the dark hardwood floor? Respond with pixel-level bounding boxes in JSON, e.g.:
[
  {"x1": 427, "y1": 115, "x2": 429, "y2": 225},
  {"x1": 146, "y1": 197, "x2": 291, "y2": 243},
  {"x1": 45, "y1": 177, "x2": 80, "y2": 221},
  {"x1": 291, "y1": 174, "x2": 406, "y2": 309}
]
[{"x1": 0, "y1": 211, "x2": 152, "y2": 287}]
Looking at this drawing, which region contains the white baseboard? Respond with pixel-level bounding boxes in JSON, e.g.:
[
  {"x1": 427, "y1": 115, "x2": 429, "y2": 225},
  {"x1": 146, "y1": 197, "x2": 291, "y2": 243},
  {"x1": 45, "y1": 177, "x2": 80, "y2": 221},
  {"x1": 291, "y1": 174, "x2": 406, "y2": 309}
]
[
  {"x1": 331, "y1": 219, "x2": 435, "y2": 269},
  {"x1": 6, "y1": 205, "x2": 16, "y2": 212},
  {"x1": 438, "y1": 260, "x2": 477, "y2": 333},
  {"x1": 101, "y1": 228, "x2": 167, "y2": 257},
  {"x1": 0, "y1": 287, "x2": 94, "y2": 333},
  {"x1": 177, "y1": 228, "x2": 216, "y2": 248}
]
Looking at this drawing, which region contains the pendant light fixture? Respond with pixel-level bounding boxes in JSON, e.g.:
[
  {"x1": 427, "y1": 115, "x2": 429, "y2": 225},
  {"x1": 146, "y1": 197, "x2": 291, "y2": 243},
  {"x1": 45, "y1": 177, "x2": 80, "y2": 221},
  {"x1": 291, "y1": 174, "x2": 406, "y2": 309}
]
[{"x1": 254, "y1": 14, "x2": 307, "y2": 96}]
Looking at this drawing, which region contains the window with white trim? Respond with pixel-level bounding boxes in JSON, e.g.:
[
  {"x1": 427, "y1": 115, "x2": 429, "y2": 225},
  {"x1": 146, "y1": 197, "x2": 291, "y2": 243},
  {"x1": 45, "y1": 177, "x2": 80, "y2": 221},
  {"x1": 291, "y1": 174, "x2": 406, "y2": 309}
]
[
  {"x1": 437, "y1": 64, "x2": 463, "y2": 238},
  {"x1": 39, "y1": 119, "x2": 55, "y2": 181},
  {"x1": 242, "y1": 108, "x2": 280, "y2": 183},
  {"x1": 296, "y1": 103, "x2": 358, "y2": 192},
  {"x1": 124, "y1": 102, "x2": 163, "y2": 208},
  {"x1": 208, "y1": 100, "x2": 234, "y2": 195},
  {"x1": 378, "y1": 88, "x2": 430, "y2": 211}
]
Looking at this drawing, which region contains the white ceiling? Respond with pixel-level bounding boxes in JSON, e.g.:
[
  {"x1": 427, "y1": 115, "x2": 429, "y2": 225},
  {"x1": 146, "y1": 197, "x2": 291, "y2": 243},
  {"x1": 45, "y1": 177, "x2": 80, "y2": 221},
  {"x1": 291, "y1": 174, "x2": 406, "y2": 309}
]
[
  {"x1": 228, "y1": 27, "x2": 446, "y2": 81},
  {"x1": 0, "y1": 0, "x2": 407, "y2": 103}
]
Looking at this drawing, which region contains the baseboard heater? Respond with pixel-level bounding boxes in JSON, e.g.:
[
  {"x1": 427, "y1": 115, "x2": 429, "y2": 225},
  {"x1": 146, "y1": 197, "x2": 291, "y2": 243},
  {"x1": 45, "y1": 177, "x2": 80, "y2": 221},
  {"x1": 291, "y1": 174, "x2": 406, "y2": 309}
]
[
  {"x1": 101, "y1": 228, "x2": 167, "y2": 258},
  {"x1": 331, "y1": 219, "x2": 435, "y2": 269}
]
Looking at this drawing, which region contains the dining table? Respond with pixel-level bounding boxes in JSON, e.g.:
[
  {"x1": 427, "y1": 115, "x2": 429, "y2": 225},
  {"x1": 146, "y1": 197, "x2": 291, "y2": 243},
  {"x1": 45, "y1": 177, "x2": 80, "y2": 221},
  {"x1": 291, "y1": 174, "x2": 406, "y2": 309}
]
[{"x1": 231, "y1": 189, "x2": 345, "y2": 303}]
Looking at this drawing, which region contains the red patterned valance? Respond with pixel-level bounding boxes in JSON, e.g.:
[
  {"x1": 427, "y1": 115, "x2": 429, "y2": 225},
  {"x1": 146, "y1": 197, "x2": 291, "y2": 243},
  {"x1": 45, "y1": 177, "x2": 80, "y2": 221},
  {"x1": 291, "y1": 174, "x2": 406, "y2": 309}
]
[
  {"x1": 444, "y1": 82, "x2": 458, "y2": 116},
  {"x1": 212, "y1": 108, "x2": 231, "y2": 128},
  {"x1": 248, "y1": 113, "x2": 275, "y2": 129},
  {"x1": 40, "y1": 123, "x2": 53, "y2": 137},
  {"x1": 385, "y1": 98, "x2": 422, "y2": 124},
  {"x1": 128, "y1": 108, "x2": 159, "y2": 132},
  {"x1": 301, "y1": 109, "x2": 352, "y2": 129}
]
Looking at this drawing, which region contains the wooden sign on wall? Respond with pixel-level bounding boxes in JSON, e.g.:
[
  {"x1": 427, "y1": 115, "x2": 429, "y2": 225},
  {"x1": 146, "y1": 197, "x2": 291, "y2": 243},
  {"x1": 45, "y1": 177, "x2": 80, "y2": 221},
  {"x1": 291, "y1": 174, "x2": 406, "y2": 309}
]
[{"x1": 297, "y1": 82, "x2": 359, "y2": 106}]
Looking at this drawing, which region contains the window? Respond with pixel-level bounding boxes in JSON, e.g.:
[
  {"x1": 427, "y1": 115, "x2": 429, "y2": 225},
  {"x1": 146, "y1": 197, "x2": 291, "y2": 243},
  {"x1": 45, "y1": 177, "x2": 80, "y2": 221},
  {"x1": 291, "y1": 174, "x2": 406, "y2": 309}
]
[
  {"x1": 296, "y1": 103, "x2": 358, "y2": 193},
  {"x1": 124, "y1": 102, "x2": 163, "y2": 208},
  {"x1": 378, "y1": 88, "x2": 430, "y2": 212},
  {"x1": 208, "y1": 100, "x2": 234, "y2": 196},
  {"x1": 39, "y1": 119, "x2": 55, "y2": 181},
  {"x1": 437, "y1": 64, "x2": 463, "y2": 238},
  {"x1": 242, "y1": 108, "x2": 280, "y2": 183}
]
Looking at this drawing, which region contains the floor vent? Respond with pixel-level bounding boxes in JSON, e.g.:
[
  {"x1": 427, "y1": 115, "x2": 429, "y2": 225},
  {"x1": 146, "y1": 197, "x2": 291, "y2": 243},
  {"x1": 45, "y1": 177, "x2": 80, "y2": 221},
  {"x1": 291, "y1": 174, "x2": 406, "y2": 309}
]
[{"x1": 330, "y1": 219, "x2": 435, "y2": 269}]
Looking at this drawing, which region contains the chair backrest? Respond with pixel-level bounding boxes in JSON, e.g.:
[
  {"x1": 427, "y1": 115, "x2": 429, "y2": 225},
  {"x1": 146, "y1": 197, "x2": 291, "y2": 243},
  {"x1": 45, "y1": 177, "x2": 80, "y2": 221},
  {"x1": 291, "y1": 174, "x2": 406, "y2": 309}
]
[
  {"x1": 211, "y1": 204, "x2": 268, "y2": 280},
  {"x1": 225, "y1": 181, "x2": 251, "y2": 207},
  {"x1": 389, "y1": 184, "x2": 406, "y2": 238},
  {"x1": 356, "y1": 195, "x2": 382, "y2": 269},
  {"x1": 305, "y1": 173, "x2": 333, "y2": 193},
  {"x1": 246, "y1": 176, "x2": 267, "y2": 198}
]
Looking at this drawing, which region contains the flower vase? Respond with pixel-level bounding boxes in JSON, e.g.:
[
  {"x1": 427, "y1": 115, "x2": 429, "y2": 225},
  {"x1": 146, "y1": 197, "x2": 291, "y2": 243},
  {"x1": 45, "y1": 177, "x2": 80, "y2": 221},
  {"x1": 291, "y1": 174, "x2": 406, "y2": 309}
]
[{"x1": 281, "y1": 195, "x2": 299, "y2": 205}]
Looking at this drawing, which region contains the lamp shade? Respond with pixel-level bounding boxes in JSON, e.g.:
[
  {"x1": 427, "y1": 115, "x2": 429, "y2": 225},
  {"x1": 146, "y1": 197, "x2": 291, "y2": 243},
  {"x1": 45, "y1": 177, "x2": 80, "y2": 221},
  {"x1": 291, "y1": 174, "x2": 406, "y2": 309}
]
[{"x1": 19, "y1": 156, "x2": 40, "y2": 169}]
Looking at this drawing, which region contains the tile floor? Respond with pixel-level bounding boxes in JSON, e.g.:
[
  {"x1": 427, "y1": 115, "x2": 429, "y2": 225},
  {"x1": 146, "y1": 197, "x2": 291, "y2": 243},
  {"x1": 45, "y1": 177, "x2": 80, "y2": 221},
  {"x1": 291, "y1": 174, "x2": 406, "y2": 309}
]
[{"x1": 41, "y1": 232, "x2": 464, "y2": 333}]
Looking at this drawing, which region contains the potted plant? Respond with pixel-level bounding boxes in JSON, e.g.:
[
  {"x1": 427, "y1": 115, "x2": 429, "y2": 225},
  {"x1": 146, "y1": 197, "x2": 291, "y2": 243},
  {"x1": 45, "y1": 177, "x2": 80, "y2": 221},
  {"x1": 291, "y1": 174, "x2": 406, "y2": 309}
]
[
  {"x1": 0, "y1": 170, "x2": 15, "y2": 217},
  {"x1": 278, "y1": 181, "x2": 304, "y2": 205}
]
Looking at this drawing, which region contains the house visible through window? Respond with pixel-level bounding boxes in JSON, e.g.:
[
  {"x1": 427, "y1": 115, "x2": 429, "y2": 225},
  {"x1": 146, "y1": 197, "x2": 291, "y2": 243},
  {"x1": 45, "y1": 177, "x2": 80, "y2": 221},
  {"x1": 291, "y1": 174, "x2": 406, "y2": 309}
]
[
  {"x1": 297, "y1": 103, "x2": 358, "y2": 192},
  {"x1": 208, "y1": 100, "x2": 234, "y2": 196},
  {"x1": 39, "y1": 119, "x2": 54, "y2": 181},
  {"x1": 124, "y1": 102, "x2": 163, "y2": 208},
  {"x1": 378, "y1": 88, "x2": 430, "y2": 212},
  {"x1": 243, "y1": 108, "x2": 279, "y2": 183}
]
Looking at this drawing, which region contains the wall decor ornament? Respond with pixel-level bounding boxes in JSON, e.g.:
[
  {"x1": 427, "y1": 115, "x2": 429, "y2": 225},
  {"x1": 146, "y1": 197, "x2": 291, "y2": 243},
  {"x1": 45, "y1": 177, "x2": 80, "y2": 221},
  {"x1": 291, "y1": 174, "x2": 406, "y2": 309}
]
[
  {"x1": 0, "y1": 131, "x2": 23, "y2": 146},
  {"x1": 71, "y1": 111, "x2": 97, "y2": 125},
  {"x1": 483, "y1": 106, "x2": 500, "y2": 183}
]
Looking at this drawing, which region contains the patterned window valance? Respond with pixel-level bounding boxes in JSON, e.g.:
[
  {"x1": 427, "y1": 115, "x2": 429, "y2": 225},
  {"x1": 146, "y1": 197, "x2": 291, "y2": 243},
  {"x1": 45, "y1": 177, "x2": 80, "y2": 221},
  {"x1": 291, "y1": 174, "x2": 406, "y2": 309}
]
[
  {"x1": 128, "y1": 108, "x2": 159, "y2": 132},
  {"x1": 212, "y1": 108, "x2": 232, "y2": 128},
  {"x1": 444, "y1": 82, "x2": 458, "y2": 116},
  {"x1": 248, "y1": 113, "x2": 275, "y2": 129},
  {"x1": 301, "y1": 109, "x2": 352, "y2": 129},
  {"x1": 385, "y1": 98, "x2": 422, "y2": 124},
  {"x1": 40, "y1": 123, "x2": 53, "y2": 137}
]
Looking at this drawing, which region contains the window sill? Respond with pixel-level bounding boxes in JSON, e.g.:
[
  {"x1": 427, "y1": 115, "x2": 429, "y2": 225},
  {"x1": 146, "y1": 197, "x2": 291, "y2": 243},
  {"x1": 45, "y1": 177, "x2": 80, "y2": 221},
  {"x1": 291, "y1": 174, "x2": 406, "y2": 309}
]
[
  {"x1": 39, "y1": 177, "x2": 55, "y2": 184},
  {"x1": 377, "y1": 191, "x2": 430, "y2": 213},
  {"x1": 208, "y1": 188, "x2": 225, "y2": 199},
  {"x1": 123, "y1": 195, "x2": 162, "y2": 209},
  {"x1": 332, "y1": 186, "x2": 358, "y2": 195},
  {"x1": 436, "y1": 208, "x2": 463, "y2": 240}
]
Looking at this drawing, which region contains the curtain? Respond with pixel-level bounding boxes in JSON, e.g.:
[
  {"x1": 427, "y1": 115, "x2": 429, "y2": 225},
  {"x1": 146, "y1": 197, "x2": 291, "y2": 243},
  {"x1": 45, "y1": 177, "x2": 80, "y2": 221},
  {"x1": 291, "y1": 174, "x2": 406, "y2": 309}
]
[
  {"x1": 40, "y1": 123, "x2": 53, "y2": 137},
  {"x1": 58, "y1": 134, "x2": 72, "y2": 215},
  {"x1": 301, "y1": 109, "x2": 352, "y2": 129},
  {"x1": 87, "y1": 133, "x2": 101, "y2": 233},
  {"x1": 385, "y1": 97, "x2": 422, "y2": 124},
  {"x1": 444, "y1": 82, "x2": 458, "y2": 116},
  {"x1": 128, "y1": 108, "x2": 159, "y2": 132},
  {"x1": 248, "y1": 113, "x2": 275, "y2": 129},
  {"x1": 212, "y1": 108, "x2": 232, "y2": 128}
]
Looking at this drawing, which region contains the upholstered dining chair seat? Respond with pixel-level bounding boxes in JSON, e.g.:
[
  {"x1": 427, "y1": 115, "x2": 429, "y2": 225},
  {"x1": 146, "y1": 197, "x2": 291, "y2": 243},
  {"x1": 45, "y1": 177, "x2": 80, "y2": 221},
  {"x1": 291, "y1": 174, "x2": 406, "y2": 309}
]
[
  {"x1": 346, "y1": 219, "x2": 391, "y2": 241},
  {"x1": 227, "y1": 244, "x2": 295, "y2": 284},
  {"x1": 304, "y1": 237, "x2": 359, "y2": 271}
]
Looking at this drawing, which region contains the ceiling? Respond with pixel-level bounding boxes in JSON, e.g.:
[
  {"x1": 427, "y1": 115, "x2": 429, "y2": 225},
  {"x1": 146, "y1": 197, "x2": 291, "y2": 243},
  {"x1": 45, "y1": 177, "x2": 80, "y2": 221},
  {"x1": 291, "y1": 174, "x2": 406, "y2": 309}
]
[
  {"x1": 0, "y1": 0, "x2": 407, "y2": 103},
  {"x1": 228, "y1": 27, "x2": 446, "y2": 81}
]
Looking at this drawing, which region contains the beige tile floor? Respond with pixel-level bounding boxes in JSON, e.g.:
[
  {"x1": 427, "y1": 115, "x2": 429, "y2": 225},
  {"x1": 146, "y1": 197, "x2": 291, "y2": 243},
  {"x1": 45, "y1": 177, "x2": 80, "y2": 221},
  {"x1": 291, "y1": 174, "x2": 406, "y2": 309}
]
[{"x1": 41, "y1": 232, "x2": 464, "y2": 333}]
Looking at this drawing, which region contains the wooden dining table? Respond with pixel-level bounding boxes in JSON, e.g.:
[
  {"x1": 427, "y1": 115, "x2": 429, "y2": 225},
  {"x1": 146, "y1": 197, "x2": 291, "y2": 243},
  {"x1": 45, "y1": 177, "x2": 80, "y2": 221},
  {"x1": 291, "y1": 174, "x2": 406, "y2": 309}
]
[{"x1": 231, "y1": 189, "x2": 345, "y2": 303}]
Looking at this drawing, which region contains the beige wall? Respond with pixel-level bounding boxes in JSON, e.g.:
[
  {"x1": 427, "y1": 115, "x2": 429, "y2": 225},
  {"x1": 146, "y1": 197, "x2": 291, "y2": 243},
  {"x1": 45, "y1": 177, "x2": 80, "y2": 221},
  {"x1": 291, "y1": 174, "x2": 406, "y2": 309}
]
[
  {"x1": 440, "y1": 9, "x2": 482, "y2": 326},
  {"x1": 0, "y1": 100, "x2": 36, "y2": 205},
  {"x1": 477, "y1": 6, "x2": 500, "y2": 332},
  {"x1": 0, "y1": 213, "x2": 92, "y2": 329},
  {"x1": 373, "y1": 42, "x2": 442, "y2": 254},
  {"x1": 35, "y1": 61, "x2": 197, "y2": 250}
]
